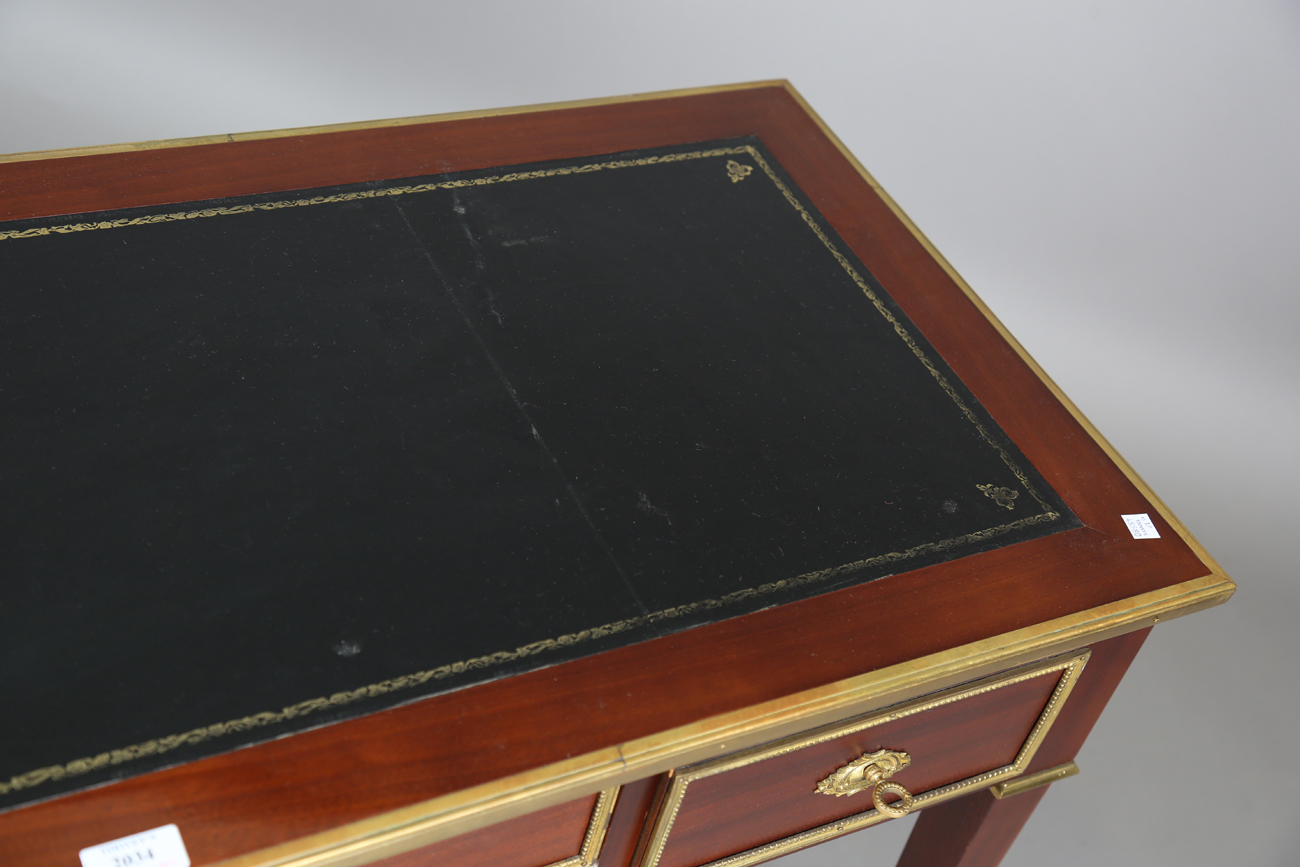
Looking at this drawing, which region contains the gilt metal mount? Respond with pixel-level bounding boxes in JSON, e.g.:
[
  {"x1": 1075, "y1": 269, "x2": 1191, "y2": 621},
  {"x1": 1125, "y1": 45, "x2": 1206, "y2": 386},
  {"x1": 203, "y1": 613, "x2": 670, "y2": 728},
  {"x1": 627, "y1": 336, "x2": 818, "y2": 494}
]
[{"x1": 815, "y1": 749, "x2": 915, "y2": 818}]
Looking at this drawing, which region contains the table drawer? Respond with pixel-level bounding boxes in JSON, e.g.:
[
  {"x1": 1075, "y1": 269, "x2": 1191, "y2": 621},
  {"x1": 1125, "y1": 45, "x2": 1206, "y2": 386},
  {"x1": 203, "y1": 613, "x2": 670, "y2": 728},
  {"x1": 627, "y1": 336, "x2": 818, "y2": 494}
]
[
  {"x1": 638, "y1": 651, "x2": 1088, "y2": 867},
  {"x1": 365, "y1": 788, "x2": 617, "y2": 867}
]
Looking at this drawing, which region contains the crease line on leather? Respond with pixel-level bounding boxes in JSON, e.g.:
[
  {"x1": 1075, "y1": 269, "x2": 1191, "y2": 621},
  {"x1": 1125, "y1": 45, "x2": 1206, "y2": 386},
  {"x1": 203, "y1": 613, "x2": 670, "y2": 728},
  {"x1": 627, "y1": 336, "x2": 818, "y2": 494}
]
[{"x1": 390, "y1": 195, "x2": 651, "y2": 618}]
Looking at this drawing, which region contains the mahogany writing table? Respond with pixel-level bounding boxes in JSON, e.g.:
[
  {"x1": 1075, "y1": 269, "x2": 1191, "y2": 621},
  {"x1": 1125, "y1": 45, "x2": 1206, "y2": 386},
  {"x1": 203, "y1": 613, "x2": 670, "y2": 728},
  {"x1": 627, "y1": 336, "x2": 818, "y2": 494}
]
[{"x1": 0, "y1": 82, "x2": 1233, "y2": 867}]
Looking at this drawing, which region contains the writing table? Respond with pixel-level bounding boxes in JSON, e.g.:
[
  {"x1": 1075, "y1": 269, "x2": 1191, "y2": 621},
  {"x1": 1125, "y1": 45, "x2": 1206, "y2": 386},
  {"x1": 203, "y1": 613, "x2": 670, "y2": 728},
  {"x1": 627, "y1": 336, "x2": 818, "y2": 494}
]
[{"x1": 0, "y1": 82, "x2": 1233, "y2": 867}]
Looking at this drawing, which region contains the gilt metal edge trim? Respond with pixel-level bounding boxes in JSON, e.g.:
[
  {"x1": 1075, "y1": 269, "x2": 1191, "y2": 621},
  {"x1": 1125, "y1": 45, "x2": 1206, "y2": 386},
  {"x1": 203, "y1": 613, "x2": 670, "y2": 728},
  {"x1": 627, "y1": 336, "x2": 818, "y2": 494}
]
[
  {"x1": 203, "y1": 574, "x2": 1224, "y2": 867},
  {"x1": 685, "y1": 650, "x2": 1086, "y2": 783},
  {"x1": 635, "y1": 650, "x2": 1089, "y2": 867},
  {"x1": 990, "y1": 762, "x2": 1079, "y2": 799},
  {"x1": 546, "y1": 787, "x2": 621, "y2": 867},
  {"x1": 0, "y1": 81, "x2": 790, "y2": 165}
]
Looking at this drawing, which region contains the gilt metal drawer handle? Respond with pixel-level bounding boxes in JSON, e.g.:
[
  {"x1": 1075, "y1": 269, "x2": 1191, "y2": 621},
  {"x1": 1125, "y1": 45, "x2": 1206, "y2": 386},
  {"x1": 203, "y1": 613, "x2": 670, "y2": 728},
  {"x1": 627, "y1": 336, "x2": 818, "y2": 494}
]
[{"x1": 815, "y1": 749, "x2": 915, "y2": 818}]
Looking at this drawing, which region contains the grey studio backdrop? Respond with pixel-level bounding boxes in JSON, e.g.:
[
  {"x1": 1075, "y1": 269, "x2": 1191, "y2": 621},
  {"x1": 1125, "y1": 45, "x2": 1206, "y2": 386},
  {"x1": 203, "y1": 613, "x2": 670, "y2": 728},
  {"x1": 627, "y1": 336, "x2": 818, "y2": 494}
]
[{"x1": 2, "y1": 1, "x2": 1296, "y2": 865}]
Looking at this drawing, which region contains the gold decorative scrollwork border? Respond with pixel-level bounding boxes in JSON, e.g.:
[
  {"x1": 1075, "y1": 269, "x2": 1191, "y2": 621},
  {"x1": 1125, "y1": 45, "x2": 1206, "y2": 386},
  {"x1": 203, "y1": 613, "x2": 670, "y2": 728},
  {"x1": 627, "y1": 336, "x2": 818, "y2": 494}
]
[
  {"x1": 637, "y1": 650, "x2": 1090, "y2": 867},
  {"x1": 0, "y1": 148, "x2": 739, "y2": 241},
  {"x1": 0, "y1": 143, "x2": 1063, "y2": 800}
]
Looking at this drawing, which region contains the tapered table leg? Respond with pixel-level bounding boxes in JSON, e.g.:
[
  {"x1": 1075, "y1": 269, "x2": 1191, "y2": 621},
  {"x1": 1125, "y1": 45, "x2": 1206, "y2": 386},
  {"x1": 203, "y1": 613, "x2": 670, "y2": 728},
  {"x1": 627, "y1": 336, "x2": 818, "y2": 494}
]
[
  {"x1": 894, "y1": 626, "x2": 1151, "y2": 867},
  {"x1": 894, "y1": 787, "x2": 1047, "y2": 867}
]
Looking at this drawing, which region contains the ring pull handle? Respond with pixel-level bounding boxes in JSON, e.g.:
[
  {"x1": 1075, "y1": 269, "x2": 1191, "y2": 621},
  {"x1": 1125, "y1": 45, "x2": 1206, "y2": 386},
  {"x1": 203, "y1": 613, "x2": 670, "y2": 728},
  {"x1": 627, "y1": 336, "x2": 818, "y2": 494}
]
[
  {"x1": 872, "y1": 780, "x2": 914, "y2": 818},
  {"x1": 815, "y1": 748, "x2": 915, "y2": 818}
]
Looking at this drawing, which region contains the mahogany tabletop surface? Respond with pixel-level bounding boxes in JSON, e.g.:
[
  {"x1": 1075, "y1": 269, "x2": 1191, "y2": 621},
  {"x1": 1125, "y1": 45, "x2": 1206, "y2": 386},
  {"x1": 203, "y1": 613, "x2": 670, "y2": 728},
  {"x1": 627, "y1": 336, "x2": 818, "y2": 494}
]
[{"x1": 0, "y1": 81, "x2": 1232, "y2": 867}]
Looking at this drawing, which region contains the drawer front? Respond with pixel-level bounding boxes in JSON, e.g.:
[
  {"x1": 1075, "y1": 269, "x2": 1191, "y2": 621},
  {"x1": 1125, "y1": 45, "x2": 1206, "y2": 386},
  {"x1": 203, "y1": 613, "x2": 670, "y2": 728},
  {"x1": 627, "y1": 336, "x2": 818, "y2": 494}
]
[
  {"x1": 640, "y1": 652, "x2": 1088, "y2": 867},
  {"x1": 367, "y1": 788, "x2": 617, "y2": 867}
]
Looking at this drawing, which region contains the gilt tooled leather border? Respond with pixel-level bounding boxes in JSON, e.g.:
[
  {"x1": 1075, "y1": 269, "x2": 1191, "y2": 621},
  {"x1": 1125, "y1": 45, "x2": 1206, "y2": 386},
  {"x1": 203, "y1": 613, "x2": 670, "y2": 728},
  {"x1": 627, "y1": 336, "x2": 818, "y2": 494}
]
[{"x1": 0, "y1": 143, "x2": 1066, "y2": 799}]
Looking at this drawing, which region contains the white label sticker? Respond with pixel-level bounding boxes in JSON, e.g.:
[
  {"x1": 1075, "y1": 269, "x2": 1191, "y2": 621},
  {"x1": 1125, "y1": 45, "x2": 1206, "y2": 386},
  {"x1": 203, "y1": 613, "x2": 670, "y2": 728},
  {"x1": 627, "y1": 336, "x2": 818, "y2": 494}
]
[
  {"x1": 1122, "y1": 513, "x2": 1161, "y2": 540},
  {"x1": 79, "y1": 824, "x2": 190, "y2": 867}
]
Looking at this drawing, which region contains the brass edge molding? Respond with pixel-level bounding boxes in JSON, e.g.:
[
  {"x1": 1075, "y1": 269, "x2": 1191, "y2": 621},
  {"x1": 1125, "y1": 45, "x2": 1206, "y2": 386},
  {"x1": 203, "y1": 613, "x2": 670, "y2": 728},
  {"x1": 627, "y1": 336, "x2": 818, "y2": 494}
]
[
  {"x1": 579, "y1": 787, "x2": 620, "y2": 867},
  {"x1": 636, "y1": 651, "x2": 1088, "y2": 867},
  {"x1": 548, "y1": 787, "x2": 621, "y2": 867},
  {"x1": 776, "y1": 81, "x2": 1236, "y2": 590},
  {"x1": 208, "y1": 571, "x2": 1229, "y2": 867},
  {"x1": 209, "y1": 753, "x2": 626, "y2": 867},
  {"x1": 0, "y1": 81, "x2": 787, "y2": 164},
  {"x1": 614, "y1": 572, "x2": 1229, "y2": 780},
  {"x1": 221, "y1": 785, "x2": 620, "y2": 867},
  {"x1": 990, "y1": 762, "x2": 1079, "y2": 799}
]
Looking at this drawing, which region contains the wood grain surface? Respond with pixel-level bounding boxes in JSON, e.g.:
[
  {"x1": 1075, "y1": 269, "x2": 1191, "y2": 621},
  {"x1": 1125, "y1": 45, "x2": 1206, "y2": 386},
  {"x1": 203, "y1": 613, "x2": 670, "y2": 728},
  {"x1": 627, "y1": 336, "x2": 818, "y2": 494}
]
[{"x1": 601, "y1": 777, "x2": 664, "y2": 867}]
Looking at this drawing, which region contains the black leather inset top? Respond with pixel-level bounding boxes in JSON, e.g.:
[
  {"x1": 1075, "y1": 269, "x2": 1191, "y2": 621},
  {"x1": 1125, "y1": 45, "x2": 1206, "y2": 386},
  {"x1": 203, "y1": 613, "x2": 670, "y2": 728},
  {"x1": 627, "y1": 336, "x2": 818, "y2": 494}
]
[{"x1": 0, "y1": 139, "x2": 1074, "y2": 809}]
